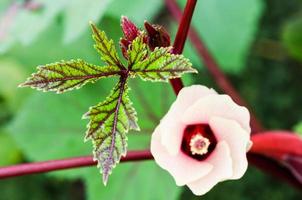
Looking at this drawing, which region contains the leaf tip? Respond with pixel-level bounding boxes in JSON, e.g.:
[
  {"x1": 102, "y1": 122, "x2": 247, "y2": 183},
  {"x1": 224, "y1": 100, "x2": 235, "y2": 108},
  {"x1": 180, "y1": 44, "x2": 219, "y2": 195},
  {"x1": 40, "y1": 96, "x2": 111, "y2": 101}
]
[
  {"x1": 102, "y1": 173, "x2": 109, "y2": 186},
  {"x1": 18, "y1": 82, "x2": 27, "y2": 88},
  {"x1": 81, "y1": 112, "x2": 88, "y2": 119},
  {"x1": 191, "y1": 68, "x2": 198, "y2": 73},
  {"x1": 89, "y1": 20, "x2": 94, "y2": 25},
  {"x1": 120, "y1": 15, "x2": 127, "y2": 22},
  {"x1": 89, "y1": 21, "x2": 97, "y2": 31}
]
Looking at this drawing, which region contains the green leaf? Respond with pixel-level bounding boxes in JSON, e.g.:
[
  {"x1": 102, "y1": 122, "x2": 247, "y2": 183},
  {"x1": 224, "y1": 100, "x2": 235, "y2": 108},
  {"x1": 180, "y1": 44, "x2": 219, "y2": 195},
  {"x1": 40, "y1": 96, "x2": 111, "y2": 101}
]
[
  {"x1": 0, "y1": 59, "x2": 29, "y2": 111},
  {"x1": 282, "y1": 15, "x2": 302, "y2": 61},
  {"x1": 8, "y1": 0, "x2": 66, "y2": 46},
  {"x1": 63, "y1": 0, "x2": 112, "y2": 43},
  {"x1": 90, "y1": 22, "x2": 123, "y2": 68},
  {"x1": 84, "y1": 79, "x2": 139, "y2": 184},
  {"x1": 0, "y1": 130, "x2": 22, "y2": 166},
  {"x1": 8, "y1": 76, "x2": 177, "y2": 196},
  {"x1": 294, "y1": 122, "x2": 302, "y2": 137},
  {"x1": 85, "y1": 162, "x2": 181, "y2": 200},
  {"x1": 20, "y1": 59, "x2": 120, "y2": 93},
  {"x1": 8, "y1": 91, "x2": 92, "y2": 179},
  {"x1": 178, "y1": 0, "x2": 264, "y2": 73},
  {"x1": 131, "y1": 47, "x2": 196, "y2": 81},
  {"x1": 8, "y1": 79, "x2": 116, "y2": 179},
  {"x1": 127, "y1": 34, "x2": 148, "y2": 67},
  {"x1": 0, "y1": 0, "x2": 10, "y2": 13},
  {"x1": 105, "y1": 0, "x2": 163, "y2": 24},
  {"x1": 0, "y1": 1, "x2": 66, "y2": 52},
  {"x1": 182, "y1": 166, "x2": 302, "y2": 200}
]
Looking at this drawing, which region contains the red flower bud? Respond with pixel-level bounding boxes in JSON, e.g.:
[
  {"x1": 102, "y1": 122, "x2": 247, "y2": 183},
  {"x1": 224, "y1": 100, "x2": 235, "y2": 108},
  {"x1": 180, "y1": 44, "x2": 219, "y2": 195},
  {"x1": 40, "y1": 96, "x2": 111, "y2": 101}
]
[
  {"x1": 119, "y1": 16, "x2": 146, "y2": 58},
  {"x1": 144, "y1": 21, "x2": 171, "y2": 50},
  {"x1": 121, "y1": 16, "x2": 140, "y2": 41}
]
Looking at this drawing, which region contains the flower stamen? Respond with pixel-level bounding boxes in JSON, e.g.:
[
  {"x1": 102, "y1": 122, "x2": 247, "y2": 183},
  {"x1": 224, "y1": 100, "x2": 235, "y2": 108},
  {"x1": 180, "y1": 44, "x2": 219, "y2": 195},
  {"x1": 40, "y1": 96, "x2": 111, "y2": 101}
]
[
  {"x1": 181, "y1": 124, "x2": 217, "y2": 161},
  {"x1": 189, "y1": 134, "x2": 210, "y2": 155}
]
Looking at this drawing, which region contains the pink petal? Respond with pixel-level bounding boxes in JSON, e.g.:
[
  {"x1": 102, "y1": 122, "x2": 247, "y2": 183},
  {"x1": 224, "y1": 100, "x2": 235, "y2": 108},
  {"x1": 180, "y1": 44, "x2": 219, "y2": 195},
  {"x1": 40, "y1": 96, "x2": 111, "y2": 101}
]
[
  {"x1": 187, "y1": 141, "x2": 233, "y2": 195},
  {"x1": 182, "y1": 94, "x2": 251, "y2": 133},
  {"x1": 210, "y1": 117, "x2": 250, "y2": 179},
  {"x1": 160, "y1": 85, "x2": 217, "y2": 155},
  {"x1": 151, "y1": 126, "x2": 213, "y2": 186}
]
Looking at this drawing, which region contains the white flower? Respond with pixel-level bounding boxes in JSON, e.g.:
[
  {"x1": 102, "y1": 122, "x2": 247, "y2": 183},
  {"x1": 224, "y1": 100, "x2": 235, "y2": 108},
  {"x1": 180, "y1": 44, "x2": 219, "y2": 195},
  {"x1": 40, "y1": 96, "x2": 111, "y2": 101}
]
[{"x1": 151, "y1": 85, "x2": 252, "y2": 195}]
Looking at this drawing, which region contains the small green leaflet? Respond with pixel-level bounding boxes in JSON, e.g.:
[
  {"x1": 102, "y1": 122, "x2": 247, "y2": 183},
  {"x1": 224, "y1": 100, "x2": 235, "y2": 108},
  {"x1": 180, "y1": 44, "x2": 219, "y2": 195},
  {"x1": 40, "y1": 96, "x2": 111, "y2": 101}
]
[
  {"x1": 19, "y1": 59, "x2": 120, "y2": 93},
  {"x1": 131, "y1": 46, "x2": 197, "y2": 81},
  {"x1": 20, "y1": 18, "x2": 196, "y2": 184},
  {"x1": 127, "y1": 35, "x2": 148, "y2": 67},
  {"x1": 90, "y1": 22, "x2": 124, "y2": 69},
  {"x1": 83, "y1": 79, "x2": 139, "y2": 184}
]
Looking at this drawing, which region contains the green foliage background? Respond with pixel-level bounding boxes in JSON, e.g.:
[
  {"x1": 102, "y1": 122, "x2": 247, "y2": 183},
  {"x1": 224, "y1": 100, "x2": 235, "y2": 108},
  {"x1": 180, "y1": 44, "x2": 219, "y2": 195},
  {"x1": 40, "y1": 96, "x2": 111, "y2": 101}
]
[{"x1": 0, "y1": 0, "x2": 301, "y2": 199}]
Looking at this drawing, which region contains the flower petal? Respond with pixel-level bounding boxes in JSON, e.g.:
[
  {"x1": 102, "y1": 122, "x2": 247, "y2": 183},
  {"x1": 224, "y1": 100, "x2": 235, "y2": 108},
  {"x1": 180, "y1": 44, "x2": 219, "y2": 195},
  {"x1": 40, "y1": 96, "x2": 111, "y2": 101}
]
[
  {"x1": 160, "y1": 85, "x2": 217, "y2": 155},
  {"x1": 187, "y1": 141, "x2": 233, "y2": 195},
  {"x1": 151, "y1": 126, "x2": 213, "y2": 186},
  {"x1": 210, "y1": 117, "x2": 250, "y2": 179},
  {"x1": 182, "y1": 94, "x2": 251, "y2": 133}
]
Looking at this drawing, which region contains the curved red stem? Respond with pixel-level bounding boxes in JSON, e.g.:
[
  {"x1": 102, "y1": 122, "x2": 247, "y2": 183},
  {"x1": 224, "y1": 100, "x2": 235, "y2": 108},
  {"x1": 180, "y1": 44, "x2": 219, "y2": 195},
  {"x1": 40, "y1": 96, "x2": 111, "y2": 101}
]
[
  {"x1": 1, "y1": 150, "x2": 301, "y2": 190},
  {"x1": 0, "y1": 150, "x2": 152, "y2": 179}
]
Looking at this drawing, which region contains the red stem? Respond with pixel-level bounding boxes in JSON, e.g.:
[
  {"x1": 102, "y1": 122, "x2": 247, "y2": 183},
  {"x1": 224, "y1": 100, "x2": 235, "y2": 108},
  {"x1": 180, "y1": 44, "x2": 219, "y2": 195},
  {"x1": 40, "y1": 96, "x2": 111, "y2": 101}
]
[
  {"x1": 2, "y1": 150, "x2": 301, "y2": 190},
  {"x1": 165, "y1": 0, "x2": 263, "y2": 133},
  {"x1": 0, "y1": 150, "x2": 152, "y2": 179},
  {"x1": 169, "y1": 0, "x2": 197, "y2": 95}
]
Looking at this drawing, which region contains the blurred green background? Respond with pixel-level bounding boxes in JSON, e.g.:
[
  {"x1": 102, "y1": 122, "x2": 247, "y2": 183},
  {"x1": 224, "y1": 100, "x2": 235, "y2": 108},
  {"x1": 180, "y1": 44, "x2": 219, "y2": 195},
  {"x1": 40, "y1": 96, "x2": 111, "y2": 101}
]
[{"x1": 0, "y1": 0, "x2": 302, "y2": 199}]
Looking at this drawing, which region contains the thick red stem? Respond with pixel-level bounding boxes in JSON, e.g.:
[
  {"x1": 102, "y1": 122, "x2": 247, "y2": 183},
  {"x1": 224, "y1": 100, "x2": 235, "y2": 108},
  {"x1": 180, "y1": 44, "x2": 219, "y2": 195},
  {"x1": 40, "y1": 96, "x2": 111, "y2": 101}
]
[
  {"x1": 169, "y1": 0, "x2": 197, "y2": 94},
  {"x1": 1, "y1": 150, "x2": 301, "y2": 190},
  {"x1": 0, "y1": 150, "x2": 152, "y2": 179}
]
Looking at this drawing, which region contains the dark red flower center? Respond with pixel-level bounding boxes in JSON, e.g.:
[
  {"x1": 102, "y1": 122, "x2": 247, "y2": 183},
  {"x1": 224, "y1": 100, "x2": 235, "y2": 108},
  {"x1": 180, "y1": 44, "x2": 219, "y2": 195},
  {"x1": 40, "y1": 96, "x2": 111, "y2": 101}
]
[{"x1": 181, "y1": 124, "x2": 217, "y2": 161}]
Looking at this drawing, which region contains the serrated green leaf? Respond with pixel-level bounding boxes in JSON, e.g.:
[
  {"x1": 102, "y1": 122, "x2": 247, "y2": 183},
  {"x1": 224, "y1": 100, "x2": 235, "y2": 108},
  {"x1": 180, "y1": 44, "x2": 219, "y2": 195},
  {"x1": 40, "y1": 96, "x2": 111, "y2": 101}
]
[
  {"x1": 90, "y1": 22, "x2": 123, "y2": 69},
  {"x1": 131, "y1": 47, "x2": 196, "y2": 81},
  {"x1": 16, "y1": 18, "x2": 194, "y2": 184},
  {"x1": 20, "y1": 59, "x2": 120, "y2": 93},
  {"x1": 127, "y1": 34, "x2": 148, "y2": 67},
  {"x1": 84, "y1": 79, "x2": 139, "y2": 184}
]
